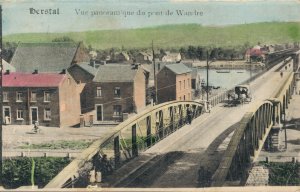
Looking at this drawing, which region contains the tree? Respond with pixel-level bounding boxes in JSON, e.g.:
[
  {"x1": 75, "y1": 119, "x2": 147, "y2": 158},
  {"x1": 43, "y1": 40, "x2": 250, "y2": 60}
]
[{"x1": 52, "y1": 36, "x2": 75, "y2": 42}]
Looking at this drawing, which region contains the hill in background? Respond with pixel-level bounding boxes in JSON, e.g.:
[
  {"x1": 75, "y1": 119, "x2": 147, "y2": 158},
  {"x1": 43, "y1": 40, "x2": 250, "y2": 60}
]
[{"x1": 3, "y1": 22, "x2": 300, "y2": 50}]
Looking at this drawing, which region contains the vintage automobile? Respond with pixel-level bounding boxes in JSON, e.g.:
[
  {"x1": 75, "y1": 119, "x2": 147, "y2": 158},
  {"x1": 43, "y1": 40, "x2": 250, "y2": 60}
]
[{"x1": 228, "y1": 84, "x2": 252, "y2": 105}]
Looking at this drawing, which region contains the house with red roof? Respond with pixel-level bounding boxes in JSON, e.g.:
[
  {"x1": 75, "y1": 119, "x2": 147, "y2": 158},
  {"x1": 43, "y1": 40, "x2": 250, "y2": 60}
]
[{"x1": 2, "y1": 71, "x2": 81, "y2": 127}]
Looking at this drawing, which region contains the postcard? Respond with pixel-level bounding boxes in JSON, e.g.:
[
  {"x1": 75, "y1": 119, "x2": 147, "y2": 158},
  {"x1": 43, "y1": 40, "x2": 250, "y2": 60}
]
[{"x1": 0, "y1": 0, "x2": 300, "y2": 191}]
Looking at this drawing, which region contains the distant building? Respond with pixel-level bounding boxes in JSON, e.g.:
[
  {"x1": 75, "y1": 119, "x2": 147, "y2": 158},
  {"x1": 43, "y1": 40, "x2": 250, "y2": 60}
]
[
  {"x1": 245, "y1": 46, "x2": 265, "y2": 63},
  {"x1": 11, "y1": 42, "x2": 89, "y2": 73},
  {"x1": 115, "y1": 52, "x2": 130, "y2": 62},
  {"x1": 157, "y1": 63, "x2": 192, "y2": 104},
  {"x1": 83, "y1": 64, "x2": 149, "y2": 122},
  {"x1": 161, "y1": 52, "x2": 181, "y2": 63},
  {"x1": 2, "y1": 71, "x2": 81, "y2": 127},
  {"x1": 135, "y1": 52, "x2": 153, "y2": 64}
]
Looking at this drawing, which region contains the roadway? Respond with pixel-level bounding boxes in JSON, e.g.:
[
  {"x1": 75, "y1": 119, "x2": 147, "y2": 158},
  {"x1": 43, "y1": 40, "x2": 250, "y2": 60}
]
[{"x1": 105, "y1": 60, "x2": 294, "y2": 188}]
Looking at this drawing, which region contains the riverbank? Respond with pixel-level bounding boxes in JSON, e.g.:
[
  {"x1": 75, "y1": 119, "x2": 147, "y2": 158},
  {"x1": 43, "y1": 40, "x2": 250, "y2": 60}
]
[{"x1": 183, "y1": 60, "x2": 265, "y2": 70}]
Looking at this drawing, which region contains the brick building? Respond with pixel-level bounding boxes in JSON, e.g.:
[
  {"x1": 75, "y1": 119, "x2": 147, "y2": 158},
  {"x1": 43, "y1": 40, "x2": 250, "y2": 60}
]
[
  {"x1": 157, "y1": 63, "x2": 192, "y2": 104},
  {"x1": 10, "y1": 42, "x2": 89, "y2": 73},
  {"x1": 2, "y1": 71, "x2": 81, "y2": 127},
  {"x1": 83, "y1": 64, "x2": 149, "y2": 122}
]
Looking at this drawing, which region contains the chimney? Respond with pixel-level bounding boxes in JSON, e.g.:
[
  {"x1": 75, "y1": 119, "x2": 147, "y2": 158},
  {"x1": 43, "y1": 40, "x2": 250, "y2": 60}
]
[
  {"x1": 5, "y1": 70, "x2": 10, "y2": 75},
  {"x1": 90, "y1": 59, "x2": 95, "y2": 68},
  {"x1": 60, "y1": 69, "x2": 66, "y2": 74},
  {"x1": 33, "y1": 69, "x2": 38, "y2": 74}
]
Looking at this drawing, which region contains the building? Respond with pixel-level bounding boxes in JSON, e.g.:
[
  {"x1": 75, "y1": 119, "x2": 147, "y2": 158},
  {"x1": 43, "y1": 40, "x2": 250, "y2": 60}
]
[
  {"x1": 135, "y1": 52, "x2": 153, "y2": 64},
  {"x1": 2, "y1": 71, "x2": 81, "y2": 127},
  {"x1": 161, "y1": 52, "x2": 182, "y2": 63},
  {"x1": 84, "y1": 64, "x2": 149, "y2": 122},
  {"x1": 67, "y1": 62, "x2": 98, "y2": 114},
  {"x1": 157, "y1": 63, "x2": 192, "y2": 104},
  {"x1": 10, "y1": 42, "x2": 89, "y2": 73},
  {"x1": 115, "y1": 52, "x2": 130, "y2": 62}
]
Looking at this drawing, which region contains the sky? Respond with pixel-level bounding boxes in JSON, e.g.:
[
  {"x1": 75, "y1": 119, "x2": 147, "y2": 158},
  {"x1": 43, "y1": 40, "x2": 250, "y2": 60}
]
[{"x1": 1, "y1": 0, "x2": 300, "y2": 35}]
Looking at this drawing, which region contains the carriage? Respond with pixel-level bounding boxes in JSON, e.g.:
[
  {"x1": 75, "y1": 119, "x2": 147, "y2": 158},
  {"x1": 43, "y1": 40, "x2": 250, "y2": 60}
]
[{"x1": 228, "y1": 84, "x2": 252, "y2": 106}]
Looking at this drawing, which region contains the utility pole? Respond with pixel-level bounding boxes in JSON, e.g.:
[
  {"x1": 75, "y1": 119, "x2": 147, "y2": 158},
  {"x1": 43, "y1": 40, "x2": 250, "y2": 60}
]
[
  {"x1": 152, "y1": 40, "x2": 158, "y2": 104},
  {"x1": 206, "y1": 50, "x2": 209, "y2": 102},
  {"x1": 0, "y1": 5, "x2": 3, "y2": 186}
]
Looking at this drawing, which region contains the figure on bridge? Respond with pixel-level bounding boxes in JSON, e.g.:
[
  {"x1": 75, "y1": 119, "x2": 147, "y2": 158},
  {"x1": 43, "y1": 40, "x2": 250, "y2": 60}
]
[{"x1": 187, "y1": 107, "x2": 192, "y2": 124}]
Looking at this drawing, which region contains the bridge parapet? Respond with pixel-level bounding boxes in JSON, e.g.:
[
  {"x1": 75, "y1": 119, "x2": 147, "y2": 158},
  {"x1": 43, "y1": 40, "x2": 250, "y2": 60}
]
[{"x1": 45, "y1": 100, "x2": 204, "y2": 188}]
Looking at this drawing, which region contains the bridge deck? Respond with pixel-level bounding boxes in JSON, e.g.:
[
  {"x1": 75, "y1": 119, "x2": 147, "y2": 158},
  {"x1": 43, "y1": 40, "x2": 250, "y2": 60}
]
[{"x1": 104, "y1": 59, "x2": 294, "y2": 187}]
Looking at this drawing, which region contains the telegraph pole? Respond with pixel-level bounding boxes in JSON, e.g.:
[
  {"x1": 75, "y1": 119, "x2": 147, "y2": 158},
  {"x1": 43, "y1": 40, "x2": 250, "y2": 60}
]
[
  {"x1": 206, "y1": 50, "x2": 209, "y2": 102},
  {"x1": 152, "y1": 40, "x2": 158, "y2": 104},
  {"x1": 0, "y1": 5, "x2": 3, "y2": 186}
]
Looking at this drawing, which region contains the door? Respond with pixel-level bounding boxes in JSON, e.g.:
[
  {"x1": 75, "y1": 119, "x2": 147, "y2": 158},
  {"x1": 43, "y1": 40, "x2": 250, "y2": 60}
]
[
  {"x1": 3, "y1": 106, "x2": 11, "y2": 124},
  {"x1": 96, "y1": 105, "x2": 103, "y2": 121},
  {"x1": 30, "y1": 107, "x2": 38, "y2": 124}
]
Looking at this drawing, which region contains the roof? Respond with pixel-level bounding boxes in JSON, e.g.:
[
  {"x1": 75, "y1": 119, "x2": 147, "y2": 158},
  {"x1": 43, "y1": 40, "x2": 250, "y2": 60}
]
[
  {"x1": 71, "y1": 62, "x2": 97, "y2": 76},
  {"x1": 2, "y1": 59, "x2": 16, "y2": 72},
  {"x1": 3, "y1": 72, "x2": 66, "y2": 87},
  {"x1": 93, "y1": 65, "x2": 140, "y2": 82},
  {"x1": 11, "y1": 42, "x2": 81, "y2": 73},
  {"x1": 164, "y1": 63, "x2": 192, "y2": 75}
]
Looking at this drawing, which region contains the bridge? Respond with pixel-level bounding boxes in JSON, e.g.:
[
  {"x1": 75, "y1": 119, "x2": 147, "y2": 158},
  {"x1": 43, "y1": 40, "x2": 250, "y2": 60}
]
[{"x1": 45, "y1": 49, "x2": 300, "y2": 188}]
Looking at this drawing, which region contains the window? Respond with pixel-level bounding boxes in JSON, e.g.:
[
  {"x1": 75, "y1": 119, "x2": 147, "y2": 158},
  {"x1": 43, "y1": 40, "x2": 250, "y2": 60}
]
[
  {"x1": 44, "y1": 91, "x2": 50, "y2": 102},
  {"x1": 17, "y1": 109, "x2": 24, "y2": 120},
  {"x1": 96, "y1": 87, "x2": 102, "y2": 97},
  {"x1": 179, "y1": 81, "x2": 182, "y2": 90},
  {"x1": 184, "y1": 95, "x2": 186, "y2": 101},
  {"x1": 184, "y1": 80, "x2": 186, "y2": 89},
  {"x1": 31, "y1": 91, "x2": 37, "y2": 102},
  {"x1": 44, "y1": 108, "x2": 51, "y2": 120},
  {"x1": 188, "y1": 78, "x2": 190, "y2": 88},
  {"x1": 3, "y1": 92, "x2": 8, "y2": 102},
  {"x1": 113, "y1": 105, "x2": 122, "y2": 116},
  {"x1": 114, "y1": 87, "x2": 121, "y2": 98},
  {"x1": 16, "y1": 92, "x2": 23, "y2": 102},
  {"x1": 179, "y1": 96, "x2": 182, "y2": 101}
]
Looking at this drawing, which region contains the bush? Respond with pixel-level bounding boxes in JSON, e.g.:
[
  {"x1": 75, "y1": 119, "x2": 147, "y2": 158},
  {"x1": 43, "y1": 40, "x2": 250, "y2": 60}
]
[{"x1": 2, "y1": 157, "x2": 71, "y2": 189}]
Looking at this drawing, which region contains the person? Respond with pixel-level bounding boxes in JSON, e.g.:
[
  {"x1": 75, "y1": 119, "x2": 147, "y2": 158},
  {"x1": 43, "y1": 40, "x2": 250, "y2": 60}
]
[
  {"x1": 33, "y1": 121, "x2": 39, "y2": 133},
  {"x1": 187, "y1": 107, "x2": 192, "y2": 124},
  {"x1": 280, "y1": 71, "x2": 283, "y2": 78},
  {"x1": 207, "y1": 102, "x2": 211, "y2": 113}
]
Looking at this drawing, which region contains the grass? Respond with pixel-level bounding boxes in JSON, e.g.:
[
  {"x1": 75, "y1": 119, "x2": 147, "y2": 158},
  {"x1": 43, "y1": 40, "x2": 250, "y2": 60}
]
[
  {"x1": 3, "y1": 22, "x2": 300, "y2": 50},
  {"x1": 19, "y1": 140, "x2": 94, "y2": 150}
]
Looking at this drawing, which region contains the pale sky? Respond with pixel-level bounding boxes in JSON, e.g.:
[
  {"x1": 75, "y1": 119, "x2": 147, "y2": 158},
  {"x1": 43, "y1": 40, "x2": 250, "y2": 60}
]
[{"x1": 1, "y1": 0, "x2": 300, "y2": 35}]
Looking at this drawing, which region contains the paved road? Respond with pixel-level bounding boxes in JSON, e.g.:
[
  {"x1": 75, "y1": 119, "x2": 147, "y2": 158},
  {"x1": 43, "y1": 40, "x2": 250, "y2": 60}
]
[{"x1": 126, "y1": 60, "x2": 294, "y2": 187}]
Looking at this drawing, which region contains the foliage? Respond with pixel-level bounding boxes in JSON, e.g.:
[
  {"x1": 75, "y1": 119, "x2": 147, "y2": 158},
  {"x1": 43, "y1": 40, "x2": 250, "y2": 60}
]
[
  {"x1": 52, "y1": 36, "x2": 75, "y2": 42},
  {"x1": 2, "y1": 41, "x2": 18, "y2": 62},
  {"x1": 2, "y1": 157, "x2": 71, "y2": 189},
  {"x1": 4, "y1": 22, "x2": 300, "y2": 50},
  {"x1": 19, "y1": 140, "x2": 93, "y2": 150},
  {"x1": 260, "y1": 162, "x2": 300, "y2": 186}
]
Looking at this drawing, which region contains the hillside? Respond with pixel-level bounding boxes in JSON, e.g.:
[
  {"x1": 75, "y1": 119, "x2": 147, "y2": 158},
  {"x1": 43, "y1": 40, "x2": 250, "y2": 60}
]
[{"x1": 3, "y1": 22, "x2": 300, "y2": 50}]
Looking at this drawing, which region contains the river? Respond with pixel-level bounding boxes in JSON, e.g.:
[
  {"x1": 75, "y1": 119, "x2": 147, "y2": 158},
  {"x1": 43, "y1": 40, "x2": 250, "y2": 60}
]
[{"x1": 197, "y1": 68, "x2": 260, "y2": 89}]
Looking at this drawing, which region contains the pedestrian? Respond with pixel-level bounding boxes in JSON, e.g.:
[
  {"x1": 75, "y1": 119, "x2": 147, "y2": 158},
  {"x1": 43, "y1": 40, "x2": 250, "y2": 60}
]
[
  {"x1": 187, "y1": 107, "x2": 192, "y2": 124},
  {"x1": 280, "y1": 71, "x2": 283, "y2": 78},
  {"x1": 208, "y1": 102, "x2": 211, "y2": 113}
]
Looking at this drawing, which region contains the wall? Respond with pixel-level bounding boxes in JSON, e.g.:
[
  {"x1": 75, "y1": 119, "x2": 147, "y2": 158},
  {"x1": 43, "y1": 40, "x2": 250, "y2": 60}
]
[
  {"x1": 93, "y1": 82, "x2": 134, "y2": 121},
  {"x1": 176, "y1": 73, "x2": 192, "y2": 101},
  {"x1": 2, "y1": 87, "x2": 60, "y2": 127},
  {"x1": 157, "y1": 67, "x2": 176, "y2": 104},
  {"x1": 59, "y1": 74, "x2": 81, "y2": 127},
  {"x1": 133, "y1": 68, "x2": 147, "y2": 113}
]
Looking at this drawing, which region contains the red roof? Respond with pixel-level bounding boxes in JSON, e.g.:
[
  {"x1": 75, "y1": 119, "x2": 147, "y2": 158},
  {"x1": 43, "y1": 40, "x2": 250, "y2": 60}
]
[
  {"x1": 2, "y1": 72, "x2": 66, "y2": 87},
  {"x1": 245, "y1": 48, "x2": 264, "y2": 57}
]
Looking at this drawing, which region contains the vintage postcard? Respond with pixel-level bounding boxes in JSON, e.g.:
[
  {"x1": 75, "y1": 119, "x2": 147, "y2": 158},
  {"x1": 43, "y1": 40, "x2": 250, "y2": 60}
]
[{"x1": 0, "y1": 0, "x2": 300, "y2": 191}]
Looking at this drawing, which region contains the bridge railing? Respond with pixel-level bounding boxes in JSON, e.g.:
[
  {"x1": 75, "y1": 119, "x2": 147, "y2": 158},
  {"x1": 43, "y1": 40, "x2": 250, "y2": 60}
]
[
  {"x1": 211, "y1": 71, "x2": 295, "y2": 187},
  {"x1": 45, "y1": 100, "x2": 204, "y2": 188}
]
